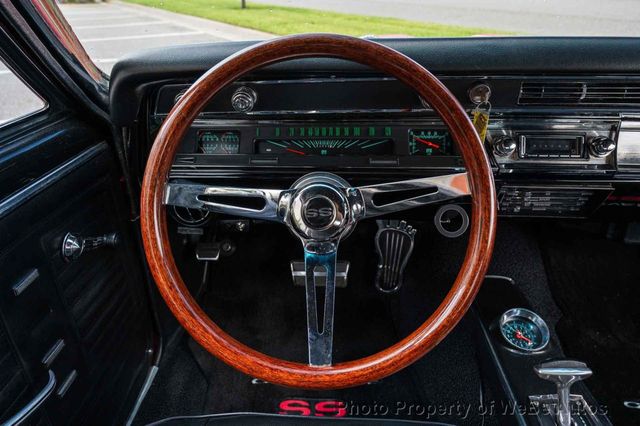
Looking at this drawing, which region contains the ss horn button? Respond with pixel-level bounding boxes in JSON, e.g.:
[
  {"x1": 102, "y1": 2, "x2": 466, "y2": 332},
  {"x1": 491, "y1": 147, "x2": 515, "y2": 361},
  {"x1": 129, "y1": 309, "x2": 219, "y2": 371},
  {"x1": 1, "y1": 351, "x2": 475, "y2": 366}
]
[
  {"x1": 302, "y1": 196, "x2": 337, "y2": 230},
  {"x1": 286, "y1": 172, "x2": 360, "y2": 242}
]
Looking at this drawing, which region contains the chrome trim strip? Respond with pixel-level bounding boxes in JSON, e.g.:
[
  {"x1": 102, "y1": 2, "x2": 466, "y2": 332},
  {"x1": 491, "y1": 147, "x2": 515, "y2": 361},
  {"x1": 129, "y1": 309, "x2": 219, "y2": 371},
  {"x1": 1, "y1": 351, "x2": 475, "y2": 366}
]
[
  {"x1": 243, "y1": 76, "x2": 399, "y2": 85},
  {"x1": 56, "y1": 369, "x2": 77, "y2": 399},
  {"x1": 3, "y1": 370, "x2": 56, "y2": 426},
  {"x1": 156, "y1": 107, "x2": 429, "y2": 118},
  {"x1": 41, "y1": 339, "x2": 65, "y2": 368},
  {"x1": 12, "y1": 269, "x2": 39, "y2": 297}
]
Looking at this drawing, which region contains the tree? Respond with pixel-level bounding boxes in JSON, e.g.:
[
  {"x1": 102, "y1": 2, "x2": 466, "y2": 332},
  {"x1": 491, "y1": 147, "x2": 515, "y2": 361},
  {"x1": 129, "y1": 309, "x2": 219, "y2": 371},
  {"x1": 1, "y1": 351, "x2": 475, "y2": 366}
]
[{"x1": 241, "y1": 0, "x2": 246, "y2": 8}]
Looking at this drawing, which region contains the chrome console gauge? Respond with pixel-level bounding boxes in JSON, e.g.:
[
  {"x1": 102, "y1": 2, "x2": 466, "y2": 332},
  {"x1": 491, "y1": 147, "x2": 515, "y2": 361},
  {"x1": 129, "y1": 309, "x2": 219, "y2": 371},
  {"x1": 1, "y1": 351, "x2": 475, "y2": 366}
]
[{"x1": 499, "y1": 308, "x2": 550, "y2": 352}]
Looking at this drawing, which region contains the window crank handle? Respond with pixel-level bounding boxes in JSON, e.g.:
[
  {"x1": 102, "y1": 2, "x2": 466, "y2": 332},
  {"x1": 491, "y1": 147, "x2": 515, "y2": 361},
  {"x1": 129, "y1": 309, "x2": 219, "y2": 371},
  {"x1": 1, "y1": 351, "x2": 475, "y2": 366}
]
[{"x1": 62, "y1": 232, "x2": 120, "y2": 262}]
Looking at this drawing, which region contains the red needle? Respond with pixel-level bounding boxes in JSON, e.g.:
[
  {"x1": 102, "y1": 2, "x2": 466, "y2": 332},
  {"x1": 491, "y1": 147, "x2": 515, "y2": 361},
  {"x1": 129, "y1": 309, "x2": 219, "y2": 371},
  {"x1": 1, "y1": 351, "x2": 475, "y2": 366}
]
[
  {"x1": 515, "y1": 331, "x2": 533, "y2": 344},
  {"x1": 414, "y1": 137, "x2": 441, "y2": 149},
  {"x1": 286, "y1": 148, "x2": 306, "y2": 156}
]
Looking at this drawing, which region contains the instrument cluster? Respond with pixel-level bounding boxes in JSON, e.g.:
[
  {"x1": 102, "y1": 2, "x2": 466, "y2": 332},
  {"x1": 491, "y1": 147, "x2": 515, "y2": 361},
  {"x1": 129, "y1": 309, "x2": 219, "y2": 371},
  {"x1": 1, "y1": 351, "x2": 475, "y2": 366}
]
[
  {"x1": 173, "y1": 117, "x2": 622, "y2": 177},
  {"x1": 182, "y1": 122, "x2": 456, "y2": 162}
]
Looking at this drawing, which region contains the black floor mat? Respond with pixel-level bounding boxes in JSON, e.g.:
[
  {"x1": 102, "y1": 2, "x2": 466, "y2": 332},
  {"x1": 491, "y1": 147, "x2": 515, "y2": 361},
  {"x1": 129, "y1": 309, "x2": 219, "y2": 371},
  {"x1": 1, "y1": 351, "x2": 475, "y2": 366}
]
[
  {"x1": 539, "y1": 223, "x2": 640, "y2": 425},
  {"x1": 136, "y1": 220, "x2": 492, "y2": 425}
]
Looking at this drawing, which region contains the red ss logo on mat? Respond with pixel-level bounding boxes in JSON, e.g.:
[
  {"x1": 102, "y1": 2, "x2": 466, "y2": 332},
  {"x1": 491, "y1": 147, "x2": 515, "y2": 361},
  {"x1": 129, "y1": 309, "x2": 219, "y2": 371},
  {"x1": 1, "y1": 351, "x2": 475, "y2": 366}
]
[{"x1": 278, "y1": 399, "x2": 347, "y2": 417}]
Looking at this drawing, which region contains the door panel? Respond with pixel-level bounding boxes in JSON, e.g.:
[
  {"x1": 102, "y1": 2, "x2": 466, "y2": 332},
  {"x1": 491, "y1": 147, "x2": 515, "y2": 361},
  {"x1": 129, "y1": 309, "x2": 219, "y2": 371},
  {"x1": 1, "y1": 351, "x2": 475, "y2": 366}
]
[
  {"x1": 0, "y1": 321, "x2": 37, "y2": 424},
  {"x1": 0, "y1": 118, "x2": 155, "y2": 425}
]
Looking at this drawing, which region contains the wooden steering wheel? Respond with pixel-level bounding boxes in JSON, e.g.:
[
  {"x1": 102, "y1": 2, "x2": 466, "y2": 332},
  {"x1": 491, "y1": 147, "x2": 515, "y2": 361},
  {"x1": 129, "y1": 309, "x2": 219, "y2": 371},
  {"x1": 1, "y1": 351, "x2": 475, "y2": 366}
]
[{"x1": 141, "y1": 34, "x2": 497, "y2": 390}]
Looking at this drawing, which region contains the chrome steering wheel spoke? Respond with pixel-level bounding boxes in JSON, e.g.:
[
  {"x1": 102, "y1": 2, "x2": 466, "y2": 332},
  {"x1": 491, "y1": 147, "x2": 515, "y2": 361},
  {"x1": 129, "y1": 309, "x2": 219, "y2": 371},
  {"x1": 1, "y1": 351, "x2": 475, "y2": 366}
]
[
  {"x1": 165, "y1": 172, "x2": 469, "y2": 367},
  {"x1": 303, "y1": 241, "x2": 338, "y2": 366},
  {"x1": 164, "y1": 180, "x2": 288, "y2": 222},
  {"x1": 355, "y1": 172, "x2": 470, "y2": 218}
]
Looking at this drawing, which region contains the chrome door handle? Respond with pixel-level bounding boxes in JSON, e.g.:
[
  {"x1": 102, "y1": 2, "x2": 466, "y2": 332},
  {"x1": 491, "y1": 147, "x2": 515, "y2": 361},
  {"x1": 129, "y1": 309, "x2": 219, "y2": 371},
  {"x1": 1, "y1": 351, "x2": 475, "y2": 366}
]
[{"x1": 2, "y1": 370, "x2": 56, "y2": 426}]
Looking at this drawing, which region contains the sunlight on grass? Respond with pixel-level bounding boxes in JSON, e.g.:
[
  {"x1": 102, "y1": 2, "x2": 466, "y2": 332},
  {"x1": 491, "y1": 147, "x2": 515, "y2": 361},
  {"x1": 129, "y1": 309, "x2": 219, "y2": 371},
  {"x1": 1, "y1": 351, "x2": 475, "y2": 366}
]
[{"x1": 124, "y1": 0, "x2": 505, "y2": 37}]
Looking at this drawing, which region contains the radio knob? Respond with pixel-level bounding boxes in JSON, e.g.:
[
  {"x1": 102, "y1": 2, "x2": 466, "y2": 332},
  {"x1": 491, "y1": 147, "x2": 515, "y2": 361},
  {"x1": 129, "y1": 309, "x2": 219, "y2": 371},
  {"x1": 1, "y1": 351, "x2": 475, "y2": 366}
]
[
  {"x1": 589, "y1": 136, "x2": 616, "y2": 157},
  {"x1": 493, "y1": 136, "x2": 517, "y2": 157}
]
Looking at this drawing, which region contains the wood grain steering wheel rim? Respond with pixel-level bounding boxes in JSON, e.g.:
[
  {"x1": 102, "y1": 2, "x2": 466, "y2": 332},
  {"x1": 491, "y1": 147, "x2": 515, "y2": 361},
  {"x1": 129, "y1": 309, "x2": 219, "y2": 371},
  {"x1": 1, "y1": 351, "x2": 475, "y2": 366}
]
[{"x1": 141, "y1": 34, "x2": 497, "y2": 390}]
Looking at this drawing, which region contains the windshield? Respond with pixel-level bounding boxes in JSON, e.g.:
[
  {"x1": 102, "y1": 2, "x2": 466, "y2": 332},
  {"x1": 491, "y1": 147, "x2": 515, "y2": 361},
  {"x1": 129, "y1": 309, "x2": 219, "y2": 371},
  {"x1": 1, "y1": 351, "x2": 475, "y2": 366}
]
[{"x1": 58, "y1": 0, "x2": 638, "y2": 74}]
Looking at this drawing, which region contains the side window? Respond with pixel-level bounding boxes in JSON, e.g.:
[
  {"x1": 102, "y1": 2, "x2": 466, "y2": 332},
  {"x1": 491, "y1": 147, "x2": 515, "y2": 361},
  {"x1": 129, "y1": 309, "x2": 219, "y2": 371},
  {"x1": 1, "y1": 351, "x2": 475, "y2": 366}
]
[{"x1": 0, "y1": 60, "x2": 46, "y2": 125}]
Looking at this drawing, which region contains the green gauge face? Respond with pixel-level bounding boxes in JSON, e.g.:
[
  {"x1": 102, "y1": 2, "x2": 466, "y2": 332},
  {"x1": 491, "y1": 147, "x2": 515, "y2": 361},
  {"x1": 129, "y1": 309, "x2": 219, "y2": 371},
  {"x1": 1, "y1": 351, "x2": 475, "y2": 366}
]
[
  {"x1": 499, "y1": 308, "x2": 550, "y2": 352},
  {"x1": 255, "y1": 138, "x2": 393, "y2": 156},
  {"x1": 198, "y1": 130, "x2": 240, "y2": 154},
  {"x1": 501, "y1": 319, "x2": 545, "y2": 351},
  {"x1": 408, "y1": 129, "x2": 453, "y2": 156}
]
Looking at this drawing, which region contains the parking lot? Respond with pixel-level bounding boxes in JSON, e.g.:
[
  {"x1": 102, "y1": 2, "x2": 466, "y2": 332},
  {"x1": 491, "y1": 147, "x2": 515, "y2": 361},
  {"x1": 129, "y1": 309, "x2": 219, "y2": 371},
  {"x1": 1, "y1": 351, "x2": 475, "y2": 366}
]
[
  {"x1": 0, "y1": 1, "x2": 270, "y2": 122},
  {"x1": 60, "y1": 1, "x2": 270, "y2": 74}
]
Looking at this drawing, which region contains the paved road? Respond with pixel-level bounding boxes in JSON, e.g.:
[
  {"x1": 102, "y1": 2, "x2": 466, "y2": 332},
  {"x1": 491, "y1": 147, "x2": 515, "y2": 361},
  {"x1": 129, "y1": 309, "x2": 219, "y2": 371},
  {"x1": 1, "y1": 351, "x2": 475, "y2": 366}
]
[
  {"x1": 253, "y1": 0, "x2": 640, "y2": 36},
  {"x1": 0, "y1": 1, "x2": 269, "y2": 122}
]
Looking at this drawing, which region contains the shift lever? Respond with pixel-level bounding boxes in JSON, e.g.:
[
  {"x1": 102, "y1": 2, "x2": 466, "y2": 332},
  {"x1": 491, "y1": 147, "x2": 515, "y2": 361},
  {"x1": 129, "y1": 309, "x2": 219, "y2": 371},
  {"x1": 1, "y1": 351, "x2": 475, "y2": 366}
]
[{"x1": 534, "y1": 360, "x2": 592, "y2": 426}]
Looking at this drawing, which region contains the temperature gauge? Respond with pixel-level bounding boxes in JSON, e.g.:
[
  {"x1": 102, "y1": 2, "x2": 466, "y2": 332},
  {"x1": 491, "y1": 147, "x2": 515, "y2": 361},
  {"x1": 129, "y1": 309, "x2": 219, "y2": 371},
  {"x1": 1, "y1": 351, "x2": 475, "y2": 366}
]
[
  {"x1": 408, "y1": 129, "x2": 452, "y2": 156},
  {"x1": 198, "y1": 130, "x2": 240, "y2": 154}
]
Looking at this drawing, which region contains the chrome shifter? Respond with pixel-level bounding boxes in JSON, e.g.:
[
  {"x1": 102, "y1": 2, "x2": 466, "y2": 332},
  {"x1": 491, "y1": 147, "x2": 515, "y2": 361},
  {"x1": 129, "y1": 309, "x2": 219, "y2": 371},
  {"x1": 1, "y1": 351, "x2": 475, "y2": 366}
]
[{"x1": 534, "y1": 360, "x2": 593, "y2": 426}]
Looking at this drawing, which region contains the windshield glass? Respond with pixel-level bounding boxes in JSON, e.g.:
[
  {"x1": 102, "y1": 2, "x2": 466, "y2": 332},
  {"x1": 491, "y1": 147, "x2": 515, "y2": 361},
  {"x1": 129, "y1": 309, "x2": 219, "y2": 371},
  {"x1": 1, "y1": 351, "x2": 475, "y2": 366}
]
[{"x1": 58, "y1": 0, "x2": 638, "y2": 74}]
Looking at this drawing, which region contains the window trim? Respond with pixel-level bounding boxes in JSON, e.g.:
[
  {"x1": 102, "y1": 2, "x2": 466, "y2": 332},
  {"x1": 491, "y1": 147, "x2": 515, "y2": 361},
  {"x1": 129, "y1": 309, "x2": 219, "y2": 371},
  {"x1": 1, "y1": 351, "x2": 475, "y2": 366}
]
[{"x1": 0, "y1": 57, "x2": 49, "y2": 130}]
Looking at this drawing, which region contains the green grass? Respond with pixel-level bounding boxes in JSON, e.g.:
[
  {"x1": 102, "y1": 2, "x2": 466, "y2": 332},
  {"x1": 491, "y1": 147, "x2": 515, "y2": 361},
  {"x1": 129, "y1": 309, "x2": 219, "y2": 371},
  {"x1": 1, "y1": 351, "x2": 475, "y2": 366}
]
[{"x1": 123, "y1": 0, "x2": 505, "y2": 37}]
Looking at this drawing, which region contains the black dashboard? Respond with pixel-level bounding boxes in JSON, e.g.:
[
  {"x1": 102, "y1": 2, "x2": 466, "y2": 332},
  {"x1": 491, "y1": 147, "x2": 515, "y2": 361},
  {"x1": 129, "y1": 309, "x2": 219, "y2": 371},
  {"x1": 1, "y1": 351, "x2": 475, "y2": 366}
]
[{"x1": 110, "y1": 37, "x2": 640, "y2": 220}]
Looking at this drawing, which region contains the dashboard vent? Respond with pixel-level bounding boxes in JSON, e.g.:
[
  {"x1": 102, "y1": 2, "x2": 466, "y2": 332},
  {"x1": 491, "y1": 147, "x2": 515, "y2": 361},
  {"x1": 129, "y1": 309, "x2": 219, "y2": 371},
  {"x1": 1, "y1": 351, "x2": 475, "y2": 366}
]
[{"x1": 518, "y1": 81, "x2": 640, "y2": 106}]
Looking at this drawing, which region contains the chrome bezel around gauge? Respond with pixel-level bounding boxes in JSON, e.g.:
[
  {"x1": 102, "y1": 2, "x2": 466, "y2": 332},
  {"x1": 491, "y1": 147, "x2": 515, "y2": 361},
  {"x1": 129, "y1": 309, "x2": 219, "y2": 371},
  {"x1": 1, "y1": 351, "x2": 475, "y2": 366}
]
[{"x1": 499, "y1": 308, "x2": 550, "y2": 353}]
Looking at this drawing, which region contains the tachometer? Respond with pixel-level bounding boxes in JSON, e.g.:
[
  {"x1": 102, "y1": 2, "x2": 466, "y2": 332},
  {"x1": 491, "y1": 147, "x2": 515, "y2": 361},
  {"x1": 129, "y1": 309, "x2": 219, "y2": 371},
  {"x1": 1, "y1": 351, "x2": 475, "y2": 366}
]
[
  {"x1": 255, "y1": 138, "x2": 393, "y2": 156},
  {"x1": 408, "y1": 129, "x2": 452, "y2": 156},
  {"x1": 499, "y1": 308, "x2": 550, "y2": 352}
]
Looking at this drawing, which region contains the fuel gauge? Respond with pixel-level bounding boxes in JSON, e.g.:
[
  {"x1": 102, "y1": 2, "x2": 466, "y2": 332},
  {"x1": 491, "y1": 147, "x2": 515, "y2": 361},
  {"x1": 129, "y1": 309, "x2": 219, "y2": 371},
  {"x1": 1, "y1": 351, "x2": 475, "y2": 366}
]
[{"x1": 408, "y1": 129, "x2": 453, "y2": 156}]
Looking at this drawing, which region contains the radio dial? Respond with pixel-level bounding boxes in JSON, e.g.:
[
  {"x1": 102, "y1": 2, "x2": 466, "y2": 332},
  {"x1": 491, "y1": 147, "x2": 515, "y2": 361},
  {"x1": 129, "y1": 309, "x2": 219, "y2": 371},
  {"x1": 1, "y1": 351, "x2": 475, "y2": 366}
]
[
  {"x1": 493, "y1": 136, "x2": 517, "y2": 157},
  {"x1": 589, "y1": 136, "x2": 616, "y2": 157}
]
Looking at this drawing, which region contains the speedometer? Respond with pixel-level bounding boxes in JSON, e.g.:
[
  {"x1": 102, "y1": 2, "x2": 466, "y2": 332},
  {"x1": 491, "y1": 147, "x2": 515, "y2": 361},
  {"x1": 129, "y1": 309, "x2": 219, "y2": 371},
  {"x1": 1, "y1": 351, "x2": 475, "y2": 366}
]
[{"x1": 255, "y1": 138, "x2": 393, "y2": 156}]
